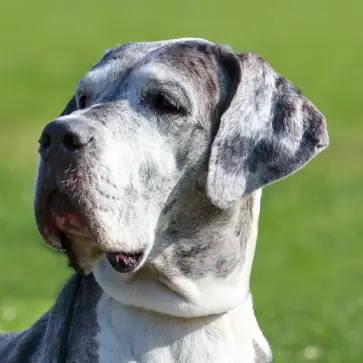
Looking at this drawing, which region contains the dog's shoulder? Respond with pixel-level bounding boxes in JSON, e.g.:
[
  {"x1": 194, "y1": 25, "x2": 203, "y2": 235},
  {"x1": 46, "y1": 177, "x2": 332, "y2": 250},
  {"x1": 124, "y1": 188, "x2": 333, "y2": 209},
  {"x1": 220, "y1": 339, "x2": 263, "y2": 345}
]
[{"x1": 0, "y1": 273, "x2": 101, "y2": 363}]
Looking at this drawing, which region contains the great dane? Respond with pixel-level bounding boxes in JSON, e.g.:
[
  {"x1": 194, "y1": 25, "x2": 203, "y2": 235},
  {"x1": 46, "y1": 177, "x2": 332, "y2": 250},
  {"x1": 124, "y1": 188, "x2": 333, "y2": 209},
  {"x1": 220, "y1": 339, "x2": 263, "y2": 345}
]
[{"x1": 0, "y1": 38, "x2": 329, "y2": 362}]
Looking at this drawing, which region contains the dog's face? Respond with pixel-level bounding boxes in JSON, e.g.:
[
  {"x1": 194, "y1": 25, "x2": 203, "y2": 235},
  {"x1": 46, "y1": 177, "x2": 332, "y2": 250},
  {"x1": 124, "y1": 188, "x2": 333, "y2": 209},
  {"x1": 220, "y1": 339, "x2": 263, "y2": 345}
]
[{"x1": 34, "y1": 38, "x2": 328, "y2": 314}]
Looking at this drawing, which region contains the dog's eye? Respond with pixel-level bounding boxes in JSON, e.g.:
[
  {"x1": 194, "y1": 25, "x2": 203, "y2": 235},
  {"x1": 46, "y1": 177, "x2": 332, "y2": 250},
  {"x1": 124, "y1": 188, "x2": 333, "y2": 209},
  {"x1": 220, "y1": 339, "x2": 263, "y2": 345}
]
[
  {"x1": 152, "y1": 93, "x2": 181, "y2": 115},
  {"x1": 78, "y1": 95, "x2": 88, "y2": 110}
]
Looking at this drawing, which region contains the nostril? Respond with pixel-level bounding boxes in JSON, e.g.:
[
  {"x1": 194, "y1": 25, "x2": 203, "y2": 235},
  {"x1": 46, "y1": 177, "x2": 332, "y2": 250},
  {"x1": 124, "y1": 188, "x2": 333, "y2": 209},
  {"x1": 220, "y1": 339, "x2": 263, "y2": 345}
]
[
  {"x1": 62, "y1": 132, "x2": 93, "y2": 152},
  {"x1": 63, "y1": 134, "x2": 81, "y2": 152},
  {"x1": 38, "y1": 132, "x2": 51, "y2": 149}
]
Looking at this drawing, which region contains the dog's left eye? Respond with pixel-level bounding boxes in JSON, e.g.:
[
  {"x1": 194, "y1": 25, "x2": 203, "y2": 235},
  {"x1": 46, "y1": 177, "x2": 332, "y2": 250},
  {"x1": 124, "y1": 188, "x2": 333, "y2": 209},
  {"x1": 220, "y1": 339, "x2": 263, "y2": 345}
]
[
  {"x1": 151, "y1": 93, "x2": 181, "y2": 115},
  {"x1": 78, "y1": 94, "x2": 88, "y2": 110}
]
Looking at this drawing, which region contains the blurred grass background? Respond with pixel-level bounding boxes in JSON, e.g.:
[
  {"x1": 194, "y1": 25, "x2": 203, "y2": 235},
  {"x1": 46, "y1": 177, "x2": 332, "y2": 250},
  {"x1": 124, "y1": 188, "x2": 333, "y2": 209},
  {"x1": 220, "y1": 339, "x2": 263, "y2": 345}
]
[{"x1": 0, "y1": 0, "x2": 362, "y2": 362}]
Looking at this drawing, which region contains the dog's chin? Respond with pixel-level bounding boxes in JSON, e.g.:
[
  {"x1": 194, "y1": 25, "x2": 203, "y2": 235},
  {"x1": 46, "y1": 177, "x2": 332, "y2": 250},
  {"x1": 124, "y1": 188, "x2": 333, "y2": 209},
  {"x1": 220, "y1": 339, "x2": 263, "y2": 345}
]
[
  {"x1": 35, "y1": 189, "x2": 146, "y2": 275},
  {"x1": 60, "y1": 232, "x2": 104, "y2": 274},
  {"x1": 62, "y1": 234, "x2": 145, "y2": 275}
]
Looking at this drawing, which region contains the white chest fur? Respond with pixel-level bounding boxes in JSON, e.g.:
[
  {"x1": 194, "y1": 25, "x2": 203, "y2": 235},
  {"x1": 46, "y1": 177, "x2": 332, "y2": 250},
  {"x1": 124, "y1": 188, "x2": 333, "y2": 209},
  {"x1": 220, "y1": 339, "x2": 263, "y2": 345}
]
[{"x1": 95, "y1": 292, "x2": 271, "y2": 363}]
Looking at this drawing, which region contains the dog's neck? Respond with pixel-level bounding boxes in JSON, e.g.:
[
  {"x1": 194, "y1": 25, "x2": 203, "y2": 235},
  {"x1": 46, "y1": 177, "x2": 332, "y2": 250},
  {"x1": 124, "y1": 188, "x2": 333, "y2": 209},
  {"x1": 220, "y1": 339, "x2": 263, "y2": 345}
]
[
  {"x1": 92, "y1": 189, "x2": 270, "y2": 362},
  {"x1": 93, "y1": 188, "x2": 262, "y2": 318},
  {"x1": 95, "y1": 289, "x2": 271, "y2": 363}
]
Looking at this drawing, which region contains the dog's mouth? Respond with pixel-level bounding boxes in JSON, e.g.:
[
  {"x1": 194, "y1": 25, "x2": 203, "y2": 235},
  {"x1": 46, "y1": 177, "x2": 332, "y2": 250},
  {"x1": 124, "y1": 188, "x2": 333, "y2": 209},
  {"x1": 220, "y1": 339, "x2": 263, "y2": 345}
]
[
  {"x1": 44, "y1": 190, "x2": 143, "y2": 274},
  {"x1": 48, "y1": 190, "x2": 89, "y2": 237},
  {"x1": 106, "y1": 251, "x2": 143, "y2": 273}
]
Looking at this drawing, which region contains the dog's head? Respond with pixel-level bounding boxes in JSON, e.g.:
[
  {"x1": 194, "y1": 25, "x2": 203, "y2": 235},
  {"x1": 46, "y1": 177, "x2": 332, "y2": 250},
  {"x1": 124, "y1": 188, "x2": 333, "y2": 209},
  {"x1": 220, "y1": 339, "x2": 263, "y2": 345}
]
[{"x1": 34, "y1": 38, "x2": 328, "y2": 316}]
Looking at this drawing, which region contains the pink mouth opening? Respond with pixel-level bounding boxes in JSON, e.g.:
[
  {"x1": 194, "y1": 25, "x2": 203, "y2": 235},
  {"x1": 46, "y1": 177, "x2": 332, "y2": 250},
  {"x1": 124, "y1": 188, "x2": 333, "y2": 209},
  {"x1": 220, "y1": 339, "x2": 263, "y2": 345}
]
[
  {"x1": 47, "y1": 190, "x2": 88, "y2": 236},
  {"x1": 106, "y1": 251, "x2": 143, "y2": 273}
]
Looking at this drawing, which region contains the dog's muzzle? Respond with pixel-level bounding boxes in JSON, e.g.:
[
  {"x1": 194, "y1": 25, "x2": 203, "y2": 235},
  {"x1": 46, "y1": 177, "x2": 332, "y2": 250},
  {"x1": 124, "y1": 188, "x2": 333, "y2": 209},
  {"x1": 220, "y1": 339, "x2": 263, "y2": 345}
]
[{"x1": 35, "y1": 116, "x2": 144, "y2": 274}]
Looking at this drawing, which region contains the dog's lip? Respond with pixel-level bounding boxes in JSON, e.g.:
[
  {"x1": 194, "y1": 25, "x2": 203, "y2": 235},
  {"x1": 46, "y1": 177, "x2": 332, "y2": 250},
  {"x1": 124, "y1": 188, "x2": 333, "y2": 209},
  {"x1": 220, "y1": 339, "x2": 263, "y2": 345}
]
[
  {"x1": 47, "y1": 190, "x2": 90, "y2": 237},
  {"x1": 106, "y1": 251, "x2": 143, "y2": 274},
  {"x1": 49, "y1": 209, "x2": 90, "y2": 237},
  {"x1": 35, "y1": 188, "x2": 92, "y2": 250},
  {"x1": 38, "y1": 189, "x2": 145, "y2": 273}
]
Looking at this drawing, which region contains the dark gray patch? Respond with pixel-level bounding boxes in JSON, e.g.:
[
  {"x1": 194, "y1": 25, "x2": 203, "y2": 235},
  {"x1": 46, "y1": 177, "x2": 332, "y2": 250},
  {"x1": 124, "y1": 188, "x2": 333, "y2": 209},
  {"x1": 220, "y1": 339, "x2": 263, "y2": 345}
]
[
  {"x1": 213, "y1": 248, "x2": 244, "y2": 277},
  {"x1": 275, "y1": 74, "x2": 303, "y2": 97},
  {"x1": 139, "y1": 161, "x2": 158, "y2": 187},
  {"x1": 173, "y1": 228, "x2": 249, "y2": 279},
  {"x1": 215, "y1": 257, "x2": 227, "y2": 272},
  {"x1": 174, "y1": 125, "x2": 208, "y2": 171},
  {"x1": 175, "y1": 240, "x2": 210, "y2": 260},
  {"x1": 187, "y1": 59, "x2": 201, "y2": 77},
  {"x1": 213, "y1": 50, "x2": 241, "y2": 128},
  {"x1": 272, "y1": 76, "x2": 297, "y2": 135},
  {"x1": 265, "y1": 163, "x2": 286, "y2": 178},
  {"x1": 205, "y1": 77, "x2": 217, "y2": 96},
  {"x1": 161, "y1": 197, "x2": 179, "y2": 215},
  {"x1": 247, "y1": 139, "x2": 276, "y2": 173},
  {"x1": 216, "y1": 133, "x2": 249, "y2": 173},
  {"x1": 66, "y1": 274, "x2": 102, "y2": 363},
  {"x1": 301, "y1": 100, "x2": 326, "y2": 147},
  {"x1": 175, "y1": 146, "x2": 190, "y2": 170},
  {"x1": 197, "y1": 56, "x2": 208, "y2": 71},
  {"x1": 253, "y1": 339, "x2": 272, "y2": 363},
  {"x1": 177, "y1": 259, "x2": 192, "y2": 275},
  {"x1": 163, "y1": 187, "x2": 254, "y2": 278},
  {"x1": 196, "y1": 43, "x2": 209, "y2": 54}
]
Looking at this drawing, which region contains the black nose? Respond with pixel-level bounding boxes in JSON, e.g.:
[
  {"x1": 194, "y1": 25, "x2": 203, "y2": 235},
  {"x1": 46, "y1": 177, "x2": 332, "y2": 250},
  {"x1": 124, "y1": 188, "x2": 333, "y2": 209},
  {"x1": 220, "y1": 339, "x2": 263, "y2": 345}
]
[{"x1": 38, "y1": 118, "x2": 93, "y2": 159}]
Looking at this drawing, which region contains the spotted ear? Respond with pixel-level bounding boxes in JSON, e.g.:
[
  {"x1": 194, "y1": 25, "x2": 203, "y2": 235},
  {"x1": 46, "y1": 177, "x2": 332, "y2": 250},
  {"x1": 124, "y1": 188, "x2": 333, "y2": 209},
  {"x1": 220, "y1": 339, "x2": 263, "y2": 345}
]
[
  {"x1": 207, "y1": 52, "x2": 329, "y2": 209},
  {"x1": 59, "y1": 95, "x2": 77, "y2": 116}
]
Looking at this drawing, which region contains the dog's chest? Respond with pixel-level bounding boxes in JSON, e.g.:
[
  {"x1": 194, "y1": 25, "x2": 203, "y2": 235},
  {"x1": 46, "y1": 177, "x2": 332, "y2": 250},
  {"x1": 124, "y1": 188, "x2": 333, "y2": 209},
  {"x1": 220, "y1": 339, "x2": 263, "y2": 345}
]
[{"x1": 95, "y1": 294, "x2": 257, "y2": 363}]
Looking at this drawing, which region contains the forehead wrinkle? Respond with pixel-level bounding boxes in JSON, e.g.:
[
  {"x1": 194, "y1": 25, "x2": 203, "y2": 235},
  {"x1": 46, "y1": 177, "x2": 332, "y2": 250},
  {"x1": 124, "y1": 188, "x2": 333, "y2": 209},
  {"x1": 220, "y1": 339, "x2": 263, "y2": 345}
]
[
  {"x1": 131, "y1": 62, "x2": 194, "y2": 97},
  {"x1": 77, "y1": 39, "x2": 217, "y2": 98},
  {"x1": 76, "y1": 39, "x2": 215, "y2": 94},
  {"x1": 148, "y1": 47, "x2": 220, "y2": 99}
]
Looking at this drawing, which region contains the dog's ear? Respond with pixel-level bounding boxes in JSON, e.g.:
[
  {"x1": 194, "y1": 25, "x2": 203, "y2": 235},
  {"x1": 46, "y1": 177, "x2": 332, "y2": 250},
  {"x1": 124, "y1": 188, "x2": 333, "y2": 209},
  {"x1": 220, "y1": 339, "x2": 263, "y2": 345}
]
[
  {"x1": 207, "y1": 51, "x2": 329, "y2": 209},
  {"x1": 59, "y1": 95, "x2": 77, "y2": 116}
]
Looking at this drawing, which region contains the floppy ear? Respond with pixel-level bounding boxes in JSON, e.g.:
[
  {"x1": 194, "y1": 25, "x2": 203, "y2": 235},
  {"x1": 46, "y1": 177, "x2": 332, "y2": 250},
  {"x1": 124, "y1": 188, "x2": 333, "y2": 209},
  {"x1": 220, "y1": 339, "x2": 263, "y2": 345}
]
[
  {"x1": 207, "y1": 52, "x2": 329, "y2": 209},
  {"x1": 59, "y1": 95, "x2": 77, "y2": 116}
]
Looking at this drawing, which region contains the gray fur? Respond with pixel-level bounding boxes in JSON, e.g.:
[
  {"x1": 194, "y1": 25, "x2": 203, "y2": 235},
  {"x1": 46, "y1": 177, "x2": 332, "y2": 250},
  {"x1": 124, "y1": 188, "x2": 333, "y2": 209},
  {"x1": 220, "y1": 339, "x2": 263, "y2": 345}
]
[
  {"x1": 0, "y1": 274, "x2": 101, "y2": 363},
  {"x1": 253, "y1": 339, "x2": 272, "y2": 363},
  {"x1": 2, "y1": 38, "x2": 328, "y2": 363},
  {"x1": 207, "y1": 52, "x2": 329, "y2": 209}
]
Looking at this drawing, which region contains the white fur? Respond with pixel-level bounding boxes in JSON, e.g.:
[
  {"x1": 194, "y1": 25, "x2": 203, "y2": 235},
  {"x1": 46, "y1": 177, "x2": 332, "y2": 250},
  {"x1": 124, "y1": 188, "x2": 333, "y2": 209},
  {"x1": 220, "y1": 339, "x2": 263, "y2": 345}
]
[
  {"x1": 94, "y1": 189, "x2": 271, "y2": 362},
  {"x1": 96, "y1": 292, "x2": 268, "y2": 363}
]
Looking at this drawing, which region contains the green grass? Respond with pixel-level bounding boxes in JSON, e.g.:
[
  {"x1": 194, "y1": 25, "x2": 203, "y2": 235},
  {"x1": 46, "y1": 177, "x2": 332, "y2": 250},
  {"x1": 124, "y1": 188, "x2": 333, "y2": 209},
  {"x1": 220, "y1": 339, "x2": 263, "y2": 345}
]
[{"x1": 0, "y1": 0, "x2": 362, "y2": 361}]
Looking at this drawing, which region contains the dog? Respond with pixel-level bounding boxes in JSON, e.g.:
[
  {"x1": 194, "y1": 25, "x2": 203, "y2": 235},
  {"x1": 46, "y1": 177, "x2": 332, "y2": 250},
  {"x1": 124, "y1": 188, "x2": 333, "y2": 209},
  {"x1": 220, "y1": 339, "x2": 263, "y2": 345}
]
[{"x1": 0, "y1": 38, "x2": 329, "y2": 363}]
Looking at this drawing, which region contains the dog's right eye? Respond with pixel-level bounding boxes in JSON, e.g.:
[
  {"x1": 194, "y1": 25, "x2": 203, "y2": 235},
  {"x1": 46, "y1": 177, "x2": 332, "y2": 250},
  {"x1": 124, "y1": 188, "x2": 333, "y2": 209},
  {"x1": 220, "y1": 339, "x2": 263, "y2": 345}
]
[
  {"x1": 144, "y1": 91, "x2": 183, "y2": 116},
  {"x1": 152, "y1": 93, "x2": 180, "y2": 115}
]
